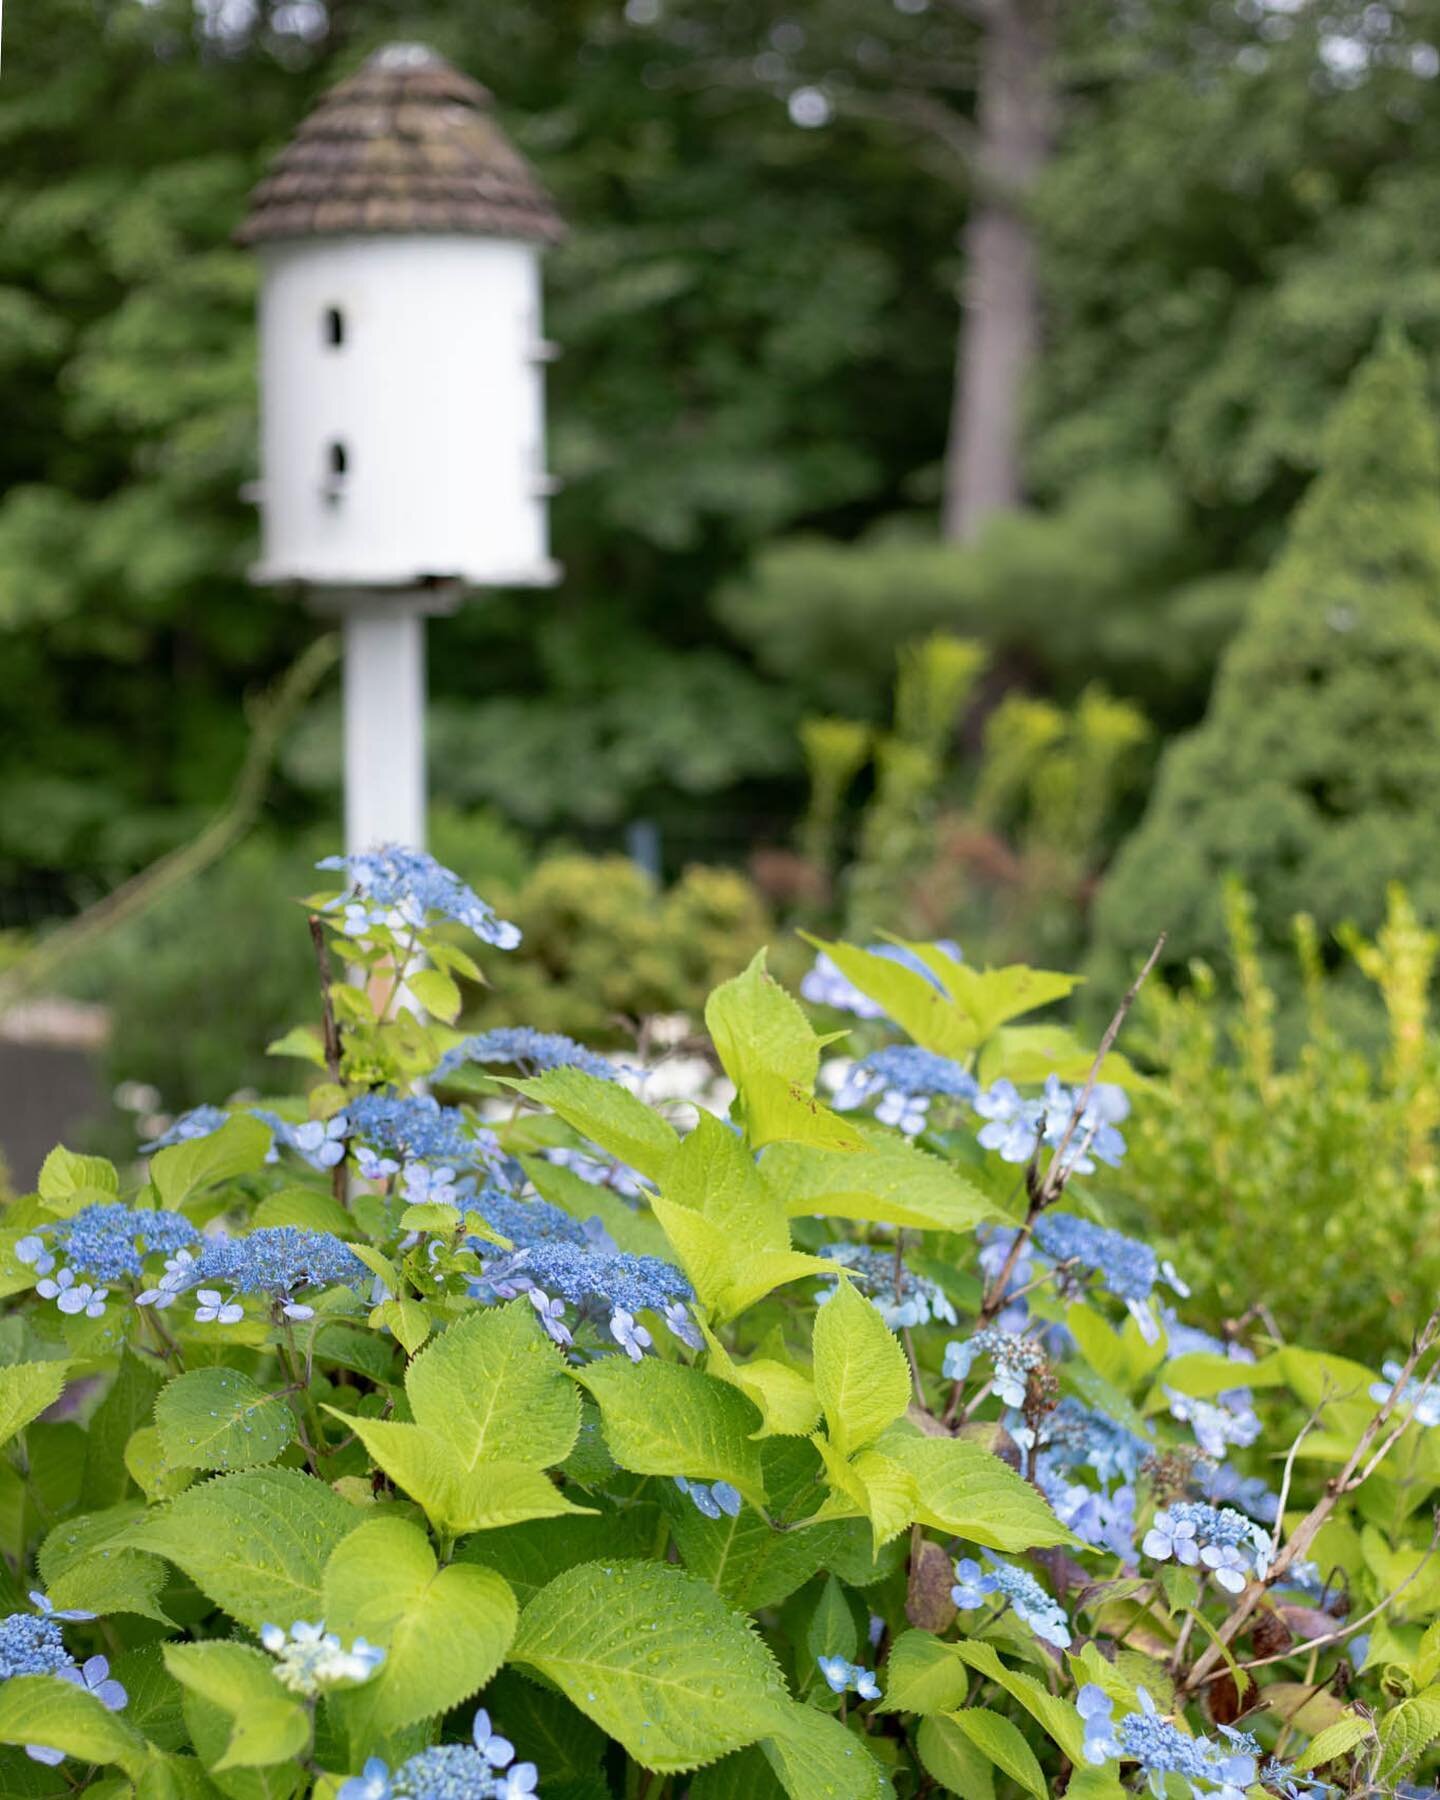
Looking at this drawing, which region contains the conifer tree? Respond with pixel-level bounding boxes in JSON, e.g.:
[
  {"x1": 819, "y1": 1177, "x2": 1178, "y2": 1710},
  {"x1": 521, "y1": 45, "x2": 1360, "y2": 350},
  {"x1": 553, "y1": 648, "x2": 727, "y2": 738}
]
[{"x1": 1091, "y1": 330, "x2": 1440, "y2": 995}]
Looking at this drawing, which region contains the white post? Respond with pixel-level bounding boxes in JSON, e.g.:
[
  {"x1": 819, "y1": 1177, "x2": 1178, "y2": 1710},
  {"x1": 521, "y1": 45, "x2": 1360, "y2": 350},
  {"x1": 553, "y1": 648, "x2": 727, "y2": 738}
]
[{"x1": 342, "y1": 600, "x2": 427, "y2": 854}]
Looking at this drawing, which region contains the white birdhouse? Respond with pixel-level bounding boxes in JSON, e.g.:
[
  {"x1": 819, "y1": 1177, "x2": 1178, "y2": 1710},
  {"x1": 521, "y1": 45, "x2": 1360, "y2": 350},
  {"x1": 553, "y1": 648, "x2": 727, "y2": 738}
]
[{"x1": 238, "y1": 42, "x2": 564, "y2": 590}]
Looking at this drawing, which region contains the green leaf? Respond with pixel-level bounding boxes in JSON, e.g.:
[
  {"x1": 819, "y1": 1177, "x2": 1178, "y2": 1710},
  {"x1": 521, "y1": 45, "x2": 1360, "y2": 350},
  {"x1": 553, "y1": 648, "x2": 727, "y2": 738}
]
[
  {"x1": 805, "y1": 1575, "x2": 859, "y2": 1665},
  {"x1": 506, "y1": 1068, "x2": 680, "y2": 1184},
  {"x1": 155, "y1": 1368, "x2": 296, "y2": 1474},
  {"x1": 330, "y1": 1415, "x2": 595, "y2": 1535},
  {"x1": 0, "y1": 1361, "x2": 69, "y2": 1450},
  {"x1": 802, "y1": 938, "x2": 975, "y2": 1060},
  {"x1": 701, "y1": 1322, "x2": 821, "y2": 1438},
  {"x1": 48, "y1": 1543, "x2": 171, "y2": 1623},
  {"x1": 405, "y1": 1300, "x2": 581, "y2": 1471},
  {"x1": 125, "y1": 1468, "x2": 361, "y2": 1630},
  {"x1": 0, "y1": 1675, "x2": 147, "y2": 1777},
  {"x1": 949, "y1": 1639, "x2": 1085, "y2": 1760},
  {"x1": 872, "y1": 1427, "x2": 1075, "y2": 1549},
  {"x1": 876, "y1": 1631, "x2": 969, "y2": 1715},
  {"x1": 1377, "y1": 1686, "x2": 1440, "y2": 1781},
  {"x1": 408, "y1": 967, "x2": 461, "y2": 1023},
  {"x1": 946, "y1": 964, "x2": 1081, "y2": 1037},
  {"x1": 322, "y1": 1515, "x2": 517, "y2": 1736},
  {"x1": 368, "y1": 1299, "x2": 431, "y2": 1356},
  {"x1": 39, "y1": 1147, "x2": 119, "y2": 1204},
  {"x1": 511, "y1": 1560, "x2": 788, "y2": 1774},
  {"x1": 124, "y1": 1426, "x2": 197, "y2": 1503},
  {"x1": 1293, "y1": 1712, "x2": 1373, "y2": 1773},
  {"x1": 162, "y1": 1644, "x2": 308, "y2": 1771},
  {"x1": 651, "y1": 1195, "x2": 833, "y2": 1322},
  {"x1": 83, "y1": 1352, "x2": 165, "y2": 1510},
  {"x1": 945, "y1": 1706, "x2": 1047, "y2": 1798},
  {"x1": 760, "y1": 1701, "x2": 894, "y2": 1799},
  {"x1": 916, "y1": 1714, "x2": 995, "y2": 1798},
  {"x1": 250, "y1": 1190, "x2": 355, "y2": 1237},
  {"x1": 456, "y1": 1507, "x2": 664, "y2": 1607},
  {"x1": 812, "y1": 1279, "x2": 910, "y2": 1460},
  {"x1": 150, "y1": 1116, "x2": 273, "y2": 1209},
  {"x1": 573, "y1": 1356, "x2": 766, "y2": 1509},
  {"x1": 763, "y1": 1130, "x2": 1000, "y2": 1233}
]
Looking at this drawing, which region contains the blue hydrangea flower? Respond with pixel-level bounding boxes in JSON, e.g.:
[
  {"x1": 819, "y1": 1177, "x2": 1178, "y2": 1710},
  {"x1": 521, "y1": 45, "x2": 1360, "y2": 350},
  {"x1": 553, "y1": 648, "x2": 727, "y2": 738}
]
[
  {"x1": 949, "y1": 1554, "x2": 1071, "y2": 1647},
  {"x1": 49, "y1": 1204, "x2": 198, "y2": 1282},
  {"x1": 815, "y1": 1656, "x2": 881, "y2": 1700},
  {"x1": 1369, "y1": 1358, "x2": 1440, "y2": 1427},
  {"x1": 24, "y1": 1653, "x2": 127, "y2": 1766},
  {"x1": 0, "y1": 1611, "x2": 73, "y2": 1678},
  {"x1": 348, "y1": 1093, "x2": 501, "y2": 1173},
  {"x1": 15, "y1": 1235, "x2": 54, "y2": 1276},
  {"x1": 527, "y1": 1288, "x2": 572, "y2": 1348},
  {"x1": 191, "y1": 1229, "x2": 368, "y2": 1321},
  {"x1": 290, "y1": 1115, "x2": 349, "y2": 1170},
  {"x1": 973, "y1": 1080, "x2": 1046, "y2": 1163},
  {"x1": 833, "y1": 1045, "x2": 978, "y2": 1135},
  {"x1": 356, "y1": 1146, "x2": 401, "y2": 1182},
  {"x1": 1034, "y1": 1396, "x2": 1149, "y2": 1486},
  {"x1": 193, "y1": 1288, "x2": 244, "y2": 1325},
  {"x1": 438, "y1": 1028, "x2": 615, "y2": 1082},
  {"x1": 403, "y1": 1162, "x2": 461, "y2": 1208},
  {"x1": 339, "y1": 1758, "x2": 392, "y2": 1800},
  {"x1": 1078, "y1": 1684, "x2": 1122, "y2": 1764},
  {"x1": 1111, "y1": 1688, "x2": 1258, "y2": 1798},
  {"x1": 317, "y1": 847, "x2": 521, "y2": 948},
  {"x1": 819, "y1": 1244, "x2": 957, "y2": 1330},
  {"x1": 609, "y1": 1308, "x2": 653, "y2": 1361},
  {"x1": 139, "y1": 1104, "x2": 230, "y2": 1153},
  {"x1": 1164, "y1": 1385, "x2": 1262, "y2": 1459},
  {"x1": 137, "y1": 1249, "x2": 199, "y2": 1310},
  {"x1": 467, "y1": 1189, "x2": 589, "y2": 1252},
  {"x1": 1203, "y1": 1463, "x2": 1279, "y2": 1525},
  {"x1": 674, "y1": 1477, "x2": 742, "y2": 1519},
  {"x1": 544, "y1": 1144, "x2": 651, "y2": 1199},
  {"x1": 260, "y1": 1621, "x2": 385, "y2": 1695},
  {"x1": 942, "y1": 1328, "x2": 1047, "y2": 1407},
  {"x1": 353, "y1": 1705, "x2": 539, "y2": 1799},
  {"x1": 35, "y1": 1269, "x2": 108, "y2": 1318},
  {"x1": 1031, "y1": 1212, "x2": 1188, "y2": 1342},
  {"x1": 1143, "y1": 1502, "x2": 1263, "y2": 1593},
  {"x1": 1038, "y1": 1470, "x2": 1137, "y2": 1561},
  {"x1": 27, "y1": 1591, "x2": 95, "y2": 1624}
]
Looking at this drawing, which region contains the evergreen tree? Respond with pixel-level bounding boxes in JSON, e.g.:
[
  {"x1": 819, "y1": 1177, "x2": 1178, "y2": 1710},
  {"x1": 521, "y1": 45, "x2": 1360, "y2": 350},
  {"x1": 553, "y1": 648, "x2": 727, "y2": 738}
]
[{"x1": 1090, "y1": 331, "x2": 1440, "y2": 998}]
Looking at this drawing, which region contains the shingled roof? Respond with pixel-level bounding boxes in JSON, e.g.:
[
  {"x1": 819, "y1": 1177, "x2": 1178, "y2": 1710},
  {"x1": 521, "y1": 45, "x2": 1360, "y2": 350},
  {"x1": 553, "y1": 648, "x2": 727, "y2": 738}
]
[{"x1": 236, "y1": 43, "x2": 564, "y2": 247}]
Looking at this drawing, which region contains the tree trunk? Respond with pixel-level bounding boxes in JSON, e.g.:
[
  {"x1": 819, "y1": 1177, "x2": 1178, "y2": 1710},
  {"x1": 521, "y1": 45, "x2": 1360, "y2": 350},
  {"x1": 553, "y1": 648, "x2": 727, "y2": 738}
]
[{"x1": 942, "y1": 0, "x2": 1057, "y2": 543}]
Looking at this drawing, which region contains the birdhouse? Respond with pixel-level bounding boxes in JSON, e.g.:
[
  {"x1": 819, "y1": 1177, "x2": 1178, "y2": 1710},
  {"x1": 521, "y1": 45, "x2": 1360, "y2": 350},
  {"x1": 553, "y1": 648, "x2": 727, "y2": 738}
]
[{"x1": 237, "y1": 43, "x2": 565, "y2": 591}]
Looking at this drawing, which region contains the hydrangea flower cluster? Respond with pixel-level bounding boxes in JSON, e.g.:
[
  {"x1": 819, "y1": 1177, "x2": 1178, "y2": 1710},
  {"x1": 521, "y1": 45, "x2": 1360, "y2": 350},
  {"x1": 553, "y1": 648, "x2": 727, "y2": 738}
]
[
  {"x1": 942, "y1": 1327, "x2": 1048, "y2": 1407},
  {"x1": 833, "y1": 1045, "x2": 978, "y2": 1134},
  {"x1": 1142, "y1": 1502, "x2": 1272, "y2": 1593},
  {"x1": 674, "y1": 1476, "x2": 742, "y2": 1519},
  {"x1": 1156, "y1": 1310, "x2": 1265, "y2": 1458},
  {"x1": 465, "y1": 1189, "x2": 590, "y2": 1253},
  {"x1": 1037, "y1": 1466, "x2": 1137, "y2": 1561},
  {"x1": 138, "y1": 1228, "x2": 369, "y2": 1325},
  {"x1": 19, "y1": 1205, "x2": 201, "y2": 1319},
  {"x1": 348, "y1": 1094, "x2": 501, "y2": 1173},
  {"x1": 818, "y1": 1244, "x2": 958, "y2": 1330},
  {"x1": 317, "y1": 847, "x2": 521, "y2": 948},
  {"x1": 950, "y1": 1555, "x2": 1071, "y2": 1648},
  {"x1": 817, "y1": 1656, "x2": 882, "y2": 1700},
  {"x1": 339, "y1": 1708, "x2": 538, "y2": 1800},
  {"x1": 971, "y1": 1077, "x2": 1129, "y2": 1176},
  {"x1": 437, "y1": 1027, "x2": 616, "y2": 1083},
  {"x1": 260, "y1": 1621, "x2": 385, "y2": 1695},
  {"x1": 1030, "y1": 1212, "x2": 1189, "y2": 1342},
  {"x1": 1369, "y1": 1358, "x2": 1440, "y2": 1426},
  {"x1": 470, "y1": 1240, "x2": 700, "y2": 1357},
  {"x1": 1079, "y1": 1686, "x2": 1260, "y2": 1798},
  {"x1": 799, "y1": 940, "x2": 962, "y2": 1018}
]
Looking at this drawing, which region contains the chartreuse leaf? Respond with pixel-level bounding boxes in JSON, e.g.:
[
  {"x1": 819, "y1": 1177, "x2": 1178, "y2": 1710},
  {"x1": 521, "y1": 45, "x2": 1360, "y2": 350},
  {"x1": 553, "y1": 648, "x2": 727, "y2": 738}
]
[
  {"x1": 945, "y1": 963, "x2": 1081, "y2": 1037},
  {"x1": 1377, "y1": 1686, "x2": 1440, "y2": 1781},
  {"x1": 872, "y1": 1425, "x2": 1074, "y2": 1549},
  {"x1": 759, "y1": 1700, "x2": 894, "y2": 1798},
  {"x1": 83, "y1": 1351, "x2": 164, "y2": 1510},
  {"x1": 0, "y1": 1361, "x2": 70, "y2": 1450},
  {"x1": 573, "y1": 1356, "x2": 766, "y2": 1509},
  {"x1": 506, "y1": 1067, "x2": 680, "y2": 1183},
  {"x1": 705, "y1": 951, "x2": 866, "y2": 1152},
  {"x1": 810, "y1": 1437, "x2": 918, "y2": 1552},
  {"x1": 812, "y1": 1279, "x2": 910, "y2": 1461},
  {"x1": 806, "y1": 1576, "x2": 859, "y2": 1665},
  {"x1": 404, "y1": 1300, "x2": 581, "y2": 1470},
  {"x1": 124, "y1": 1467, "x2": 360, "y2": 1630},
  {"x1": 125, "y1": 1426, "x2": 197, "y2": 1503},
  {"x1": 408, "y1": 966, "x2": 461, "y2": 1023},
  {"x1": 331, "y1": 1415, "x2": 595, "y2": 1536},
  {"x1": 917, "y1": 1713, "x2": 995, "y2": 1798},
  {"x1": 40, "y1": 1503, "x2": 172, "y2": 1621},
  {"x1": 946, "y1": 1706, "x2": 1047, "y2": 1798},
  {"x1": 511, "y1": 1561, "x2": 789, "y2": 1774},
  {"x1": 149, "y1": 1115, "x2": 272, "y2": 1209},
  {"x1": 0, "y1": 1675, "x2": 147, "y2": 1777},
  {"x1": 1293, "y1": 1711, "x2": 1374, "y2": 1773},
  {"x1": 155, "y1": 1368, "x2": 295, "y2": 1473},
  {"x1": 651, "y1": 1197, "x2": 831, "y2": 1322},
  {"x1": 802, "y1": 937, "x2": 974, "y2": 1060},
  {"x1": 701, "y1": 1320, "x2": 821, "y2": 1438},
  {"x1": 763, "y1": 1129, "x2": 1000, "y2": 1234},
  {"x1": 322, "y1": 1515, "x2": 517, "y2": 1736},
  {"x1": 950, "y1": 1638, "x2": 1085, "y2": 1759},
  {"x1": 39, "y1": 1145, "x2": 120, "y2": 1202},
  {"x1": 162, "y1": 1644, "x2": 307, "y2": 1771},
  {"x1": 876, "y1": 1631, "x2": 969, "y2": 1714}
]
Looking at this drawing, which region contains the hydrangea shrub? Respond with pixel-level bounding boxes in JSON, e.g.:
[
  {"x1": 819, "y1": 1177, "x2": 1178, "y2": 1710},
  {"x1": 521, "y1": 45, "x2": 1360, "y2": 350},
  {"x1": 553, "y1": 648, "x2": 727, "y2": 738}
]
[{"x1": 1, "y1": 847, "x2": 1438, "y2": 1796}]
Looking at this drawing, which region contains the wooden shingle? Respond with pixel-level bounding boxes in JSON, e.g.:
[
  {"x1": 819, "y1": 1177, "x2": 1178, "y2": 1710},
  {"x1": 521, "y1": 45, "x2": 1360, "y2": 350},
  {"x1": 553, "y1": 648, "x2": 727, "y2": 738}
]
[{"x1": 236, "y1": 43, "x2": 564, "y2": 247}]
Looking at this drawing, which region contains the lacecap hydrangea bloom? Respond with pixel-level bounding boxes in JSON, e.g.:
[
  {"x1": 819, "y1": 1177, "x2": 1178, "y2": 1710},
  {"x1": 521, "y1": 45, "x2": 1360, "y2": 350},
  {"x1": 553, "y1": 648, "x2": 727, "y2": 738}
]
[
  {"x1": 950, "y1": 1554, "x2": 1071, "y2": 1647},
  {"x1": 833, "y1": 1044, "x2": 978, "y2": 1135},
  {"x1": 157, "y1": 1228, "x2": 369, "y2": 1324},
  {"x1": 338, "y1": 1706, "x2": 538, "y2": 1799},
  {"x1": 347, "y1": 1093, "x2": 501, "y2": 1173},
  {"x1": 1142, "y1": 1502, "x2": 1271, "y2": 1593},
  {"x1": 437, "y1": 1027, "x2": 616, "y2": 1083},
  {"x1": 1076, "y1": 1685, "x2": 1310, "y2": 1800},
  {"x1": 817, "y1": 1655, "x2": 881, "y2": 1700},
  {"x1": 317, "y1": 846, "x2": 521, "y2": 949},
  {"x1": 942, "y1": 1327, "x2": 1048, "y2": 1407},
  {"x1": 260, "y1": 1620, "x2": 385, "y2": 1695},
  {"x1": 819, "y1": 1244, "x2": 958, "y2": 1330},
  {"x1": 1030, "y1": 1211, "x2": 1189, "y2": 1343}
]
